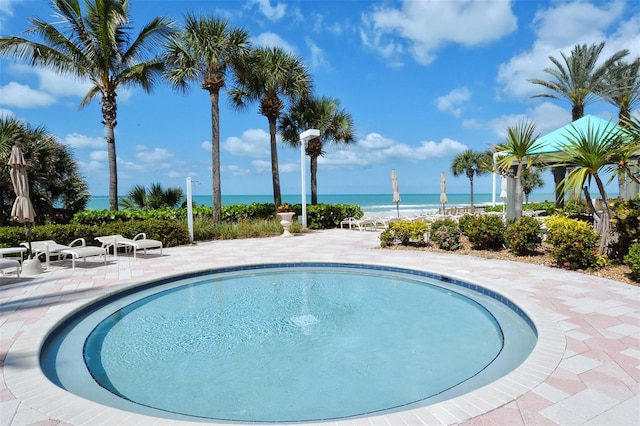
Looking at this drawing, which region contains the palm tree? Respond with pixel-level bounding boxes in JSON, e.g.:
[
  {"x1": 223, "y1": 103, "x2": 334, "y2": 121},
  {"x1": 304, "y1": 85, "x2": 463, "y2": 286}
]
[
  {"x1": 496, "y1": 121, "x2": 542, "y2": 220},
  {"x1": 451, "y1": 149, "x2": 491, "y2": 213},
  {"x1": 119, "y1": 182, "x2": 184, "y2": 210},
  {"x1": 547, "y1": 120, "x2": 626, "y2": 253},
  {"x1": 164, "y1": 15, "x2": 250, "y2": 223},
  {"x1": 279, "y1": 96, "x2": 355, "y2": 204},
  {"x1": 0, "y1": 116, "x2": 89, "y2": 225},
  {"x1": 598, "y1": 58, "x2": 640, "y2": 197},
  {"x1": 528, "y1": 42, "x2": 629, "y2": 207},
  {"x1": 0, "y1": 0, "x2": 174, "y2": 211},
  {"x1": 521, "y1": 167, "x2": 544, "y2": 204},
  {"x1": 229, "y1": 46, "x2": 312, "y2": 208}
]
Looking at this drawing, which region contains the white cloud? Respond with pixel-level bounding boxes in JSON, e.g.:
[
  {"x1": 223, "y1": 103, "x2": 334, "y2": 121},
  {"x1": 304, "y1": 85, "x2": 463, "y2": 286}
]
[
  {"x1": 222, "y1": 128, "x2": 271, "y2": 157},
  {"x1": 61, "y1": 133, "x2": 104, "y2": 149},
  {"x1": 306, "y1": 38, "x2": 329, "y2": 70},
  {"x1": 436, "y1": 87, "x2": 471, "y2": 117},
  {"x1": 252, "y1": 32, "x2": 297, "y2": 54},
  {"x1": 89, "y1": 151, "x2": 108, "y2": 161},
  {"x1": 0, "y1": 82, "x2": 56, "y2": 108},
  {"x1": 250, "y1": 0, "x2": 286, "y2": 21},
  {"x1": 497, "y1": 0, "x2": 637, "y2": 99},
  {"x1": 252, "y1": 159, "x2": 272, "y2": 173},
  {"x1": 320, "y1": 132, "x2": 467, "y2": 168},
  {"x1": 0, "y1": 108, "x2": 15, "y2": 118},
  {"x1": 487, "y1": 102, "x2": 571, "y2": 140},
  {"x1": 201, "y1": 141, "x2": 212, "y2": 151},
  {"x1": 223, "y1": 164, "x2": 251, "y2": 176},
  {"x1": 135, "y1": 147, "x2": 173, "y2": 163},
  {"x1": 0, "y1": 0, "x2": 24, "y2": 33},
  {"x1": 361, "y1": 0, "x2": 517, "y2": 65},
  {"x1": 12, "y1": 65, "x2": 93, "y2": 98}
]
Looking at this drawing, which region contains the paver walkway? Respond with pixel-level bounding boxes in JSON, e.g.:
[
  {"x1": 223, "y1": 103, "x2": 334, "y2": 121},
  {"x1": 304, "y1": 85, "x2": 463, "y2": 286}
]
[{"x1": 1, "y1": 229, "x2": 638, "y2": 425}]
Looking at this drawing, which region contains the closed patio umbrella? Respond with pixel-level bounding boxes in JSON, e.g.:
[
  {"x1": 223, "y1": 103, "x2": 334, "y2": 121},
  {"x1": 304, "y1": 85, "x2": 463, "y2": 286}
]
[
  {"x1": 500, "y1": 175, "x2": 508, "y2": 213},
  {"x1": 392, "y1": 169, "x2": 401, "y2": 217},
  {"x1": 440, "y1": 172, "x2": 448, "y2": 213},
  {"x1": 8, "y1": 145, "x2": 41, "y2": 275}
]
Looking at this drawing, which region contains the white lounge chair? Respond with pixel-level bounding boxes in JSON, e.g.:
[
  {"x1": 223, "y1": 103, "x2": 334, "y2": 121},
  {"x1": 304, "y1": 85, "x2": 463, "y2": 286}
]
[
  {"x1": 0, "y1": 258, "x2": 21, "y2": 277},
  {"x1": 339, "y1": 217, "x2": 379, "y2": 231},
  {"x1": 24, "y1": 239, "x2": 107, "y2": 270},
  {"x1": 95, "y1": 234, "x2": 163, "y2": 258}
]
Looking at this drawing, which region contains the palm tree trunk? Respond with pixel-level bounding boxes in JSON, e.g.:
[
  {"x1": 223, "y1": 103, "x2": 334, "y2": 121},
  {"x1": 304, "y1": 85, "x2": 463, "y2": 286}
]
[
  {"x1": 310, "y1": 155, "x2": 318, "y2": 205},
  {"x1": 515, "y1": 164, "x2": 523, "y2": 219},
  {"x1": 469, "y1": 177, "x2": 475, "y2": 213},
  {"x1": 553, "y1": 166, "x2": 566, "y2": 208},
  {"x1": 268, "y1": 116, "x2": 282, "y2": 207},
  {"x1": 210, "y1": 89, "x2": 222, "y2": 223},
  {"x1": 593, "y1": 173, "x2": 612, "y2": 254},
  {"x1": 102, "y1": 92, "x2": 118, "y2": 211}
]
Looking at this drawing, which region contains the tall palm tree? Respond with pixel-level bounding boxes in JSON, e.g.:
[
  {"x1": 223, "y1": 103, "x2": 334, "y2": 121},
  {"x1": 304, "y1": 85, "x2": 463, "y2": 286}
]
[
  {"x1": 521, "y1": 167, "x2": 545, "y2": 204},
  {"x1": 496, "y1": 121, "x2": 542, "y2": 220},
  {"x1": 164, "y1": 15, "x2": 250, "y2": 223},
  {"x1": 451, "y1": 149, "x2": 491, "y2": 213},
  {"x1": 547, "y1": 120, "x2": 626, "y2": 253},
  {"x1": 279, "y1": 96, "x2": 355, "y2": 204},
  {"x1": 229, "y1": 46, "x2": 312, "y2": 208},
  {"x1": 0, "y1": 0, "x2": 174, "y2": 211},
  {"x1": 598, "y1": 58, "x2": 640, "y2": 197},
  {"x1": 528, "y1": 42, "x2": 629, "y2": 207}
]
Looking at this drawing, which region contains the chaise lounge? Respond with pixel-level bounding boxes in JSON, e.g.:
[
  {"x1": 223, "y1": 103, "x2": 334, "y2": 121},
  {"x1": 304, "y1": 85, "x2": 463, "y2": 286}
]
[
  {"x1": 95, "y1": 234, "x2": 163, "y2": 259},
  {"x1": 0, "y1": 259, "x2": 21, "y2": 278},
  {"x1": 25, "y1": 239, "x2": 107, "y2": 270}
]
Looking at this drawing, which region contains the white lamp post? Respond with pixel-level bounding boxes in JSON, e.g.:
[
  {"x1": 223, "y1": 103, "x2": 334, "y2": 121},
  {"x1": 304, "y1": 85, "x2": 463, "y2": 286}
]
[{"x1": 299, "y1": 128, "x2": 320, "y2": 229}]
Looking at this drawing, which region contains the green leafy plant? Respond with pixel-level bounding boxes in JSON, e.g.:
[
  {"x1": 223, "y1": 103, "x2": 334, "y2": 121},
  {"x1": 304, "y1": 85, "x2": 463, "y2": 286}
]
[
  {"x1": 429, "y1": 219, "x2": 462, "y2": 251},
  {"x1": 623, "y1": 244, "x2": 640, "y2": 282},
  {"x1": 609, "y1": 197, "x2": 640, "y2": 261},
  {"x1": 379, "y1": 220, "x2": 428, "y2": 247},
  {"x1": 504, "y1": 217, "x2": 543, "y2": 255},
  {"x1": 545, "y1": 216, "x2": 608, "y2": 270},
  {"x1": 460, "y1": 214, "x2": 505, "y2": 250}
]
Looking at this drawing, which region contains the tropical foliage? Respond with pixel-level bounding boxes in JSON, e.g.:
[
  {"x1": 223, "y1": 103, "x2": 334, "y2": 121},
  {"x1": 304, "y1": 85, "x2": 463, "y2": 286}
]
[
  {"x1": 0, "y1": 116, "x2": 89, "y2": 225},
  {"x1": 496, "y1": 120, "x2": 542, "y2": 220},
  {"x1": 229, "y1": 46, "x2": 312, "y2": 208},
  {"x1": 119, "y1": 183, "x2": 184, "y2": 210},
  {"x1": 450, "y1": 149, "x2": 491, "y2": 213},
  {"x1": 279, "y1": 96, "x2": 355, "y2": 204},
  {"x1": 521, "y1": 167, "x2": 545, "y2": 204},
  {"x1": 164, "y1": 15, "x2": 250, "y2": 222},
  {"x1": 0, "y1": 0, "x2": 174, "y2": 211}
]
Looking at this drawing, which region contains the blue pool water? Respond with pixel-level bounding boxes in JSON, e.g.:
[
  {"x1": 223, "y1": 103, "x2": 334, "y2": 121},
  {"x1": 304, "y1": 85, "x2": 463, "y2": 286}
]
[{"x1": 41, "y1": 264, "x2": 536, "y2": 423}]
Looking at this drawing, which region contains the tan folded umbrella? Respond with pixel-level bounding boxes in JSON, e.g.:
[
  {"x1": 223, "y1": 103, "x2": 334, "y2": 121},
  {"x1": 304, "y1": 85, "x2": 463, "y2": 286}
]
[
  {"x1": 8, "y1": 145, "x2": 36, "y2": 254},
  {"x1": 392, "y1": 169, "x2": 401, "y2": 217},
  {"x1": 440, "y1": 172, "x2": 448, "y2": 213}
]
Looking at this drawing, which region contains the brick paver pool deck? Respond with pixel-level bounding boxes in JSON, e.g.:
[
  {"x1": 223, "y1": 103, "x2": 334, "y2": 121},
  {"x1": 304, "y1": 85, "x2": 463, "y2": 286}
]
[{"x1": 1, "y1": 229, "x2": 638, "y2": 425}]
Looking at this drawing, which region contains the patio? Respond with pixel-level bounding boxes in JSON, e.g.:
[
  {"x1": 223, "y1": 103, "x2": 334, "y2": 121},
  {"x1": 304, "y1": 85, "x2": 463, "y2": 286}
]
[{"x1": 1, "y1": 229, "x2": 638, "y2": 425}]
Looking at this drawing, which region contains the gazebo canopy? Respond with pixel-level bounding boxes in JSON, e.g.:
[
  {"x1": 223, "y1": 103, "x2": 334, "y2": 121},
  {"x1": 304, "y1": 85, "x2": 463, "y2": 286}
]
[{"x1": 530, "y1": 114, "x2": 625, "y2": 155}]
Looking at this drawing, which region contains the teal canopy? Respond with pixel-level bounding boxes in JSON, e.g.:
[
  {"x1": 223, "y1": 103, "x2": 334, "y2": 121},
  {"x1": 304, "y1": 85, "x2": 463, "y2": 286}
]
[{"x1": 531, "y1": 114, "x2": 625, "y2": 155}]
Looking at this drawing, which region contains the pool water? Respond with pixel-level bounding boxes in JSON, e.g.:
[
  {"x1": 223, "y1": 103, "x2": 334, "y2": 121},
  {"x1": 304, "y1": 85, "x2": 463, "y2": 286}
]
[{"x1": 41, "y1": 264, "x2": 536, "y2": 423}]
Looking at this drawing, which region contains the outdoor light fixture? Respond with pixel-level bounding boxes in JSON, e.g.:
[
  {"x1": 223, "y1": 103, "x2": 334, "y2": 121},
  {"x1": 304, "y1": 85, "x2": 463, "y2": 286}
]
[{"x1": 299, "y1": 129, "x2": 320, "y2": 229}]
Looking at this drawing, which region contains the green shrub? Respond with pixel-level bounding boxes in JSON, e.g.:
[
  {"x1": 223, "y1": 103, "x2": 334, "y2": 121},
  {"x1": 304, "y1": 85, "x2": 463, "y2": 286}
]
[
  {"x1": 460, "y1": 214, "x2": 505, "y2": 250},
  {"x1": 0, "y1": 219, "x2": 190, "y2": 254},
  {"x1": 609, "y1": 197, "x2": 640, "y2": 261},
  {"x1": 429, "y1": 219, "x2": 462, "y2": 251},
  {"x1": 545, "y1": 216, "x2": 608, "y2": 270},
  {"x1": 623, "y1": 244, "x2": 640, "y2": 282},
  {"x1": 483, "y1": 201, "x2": 555, "y2": 216},
  {"x1": 379, "y1": 220, "x2": 428, "y2": 247},
  {"x1": 504, "y1": 217, "x2": 543, "y2": 255}
]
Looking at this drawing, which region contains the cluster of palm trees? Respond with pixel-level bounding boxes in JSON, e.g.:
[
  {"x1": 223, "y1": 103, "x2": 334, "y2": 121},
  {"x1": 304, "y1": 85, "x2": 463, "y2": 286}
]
[
  {"x1": 452, "y1": 42, "x2": 639, "y2": 254},
  {"x1": 0, "y1": 0, "x2": 355, "y2": 222}
]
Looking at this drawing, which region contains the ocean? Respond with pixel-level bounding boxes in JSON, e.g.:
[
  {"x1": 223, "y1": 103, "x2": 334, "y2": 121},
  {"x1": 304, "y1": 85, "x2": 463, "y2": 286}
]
[{"x1": 87, "y1": 192, "x2": 555, "y2": 217}]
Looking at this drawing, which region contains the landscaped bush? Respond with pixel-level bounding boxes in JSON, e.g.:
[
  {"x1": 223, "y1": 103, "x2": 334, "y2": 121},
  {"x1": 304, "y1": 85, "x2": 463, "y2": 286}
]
[
  {"x1": 609, "y1": 197, "x2": 640, "y2": 261},
  {"x1": 545, "y1": 216, "x2": 607, "y2": 270},
  {"x1": 429, "y1": 218, "x2": 462, "y2": 251},
  {"x1": 460, "y1": 214, "x2": 505, "y2": 250},
  {"x1": 0, "y1": 219, "x2": 190, "y2": 252},
  {"x1": 623, "y1": 244, "x2": 640, "y2": 282},
  {"x1": 504, "y1": 216, "x2": 543, "y2": 255},
  {"x1": 193, "y1": 217, "x2": 300, "y2": 241},
  {"x1": 483, "y1": 201, "x2": 555, "y2": 216},
  {"x1": 379, "y1": 220, "x2": 428, "y2": 247}
]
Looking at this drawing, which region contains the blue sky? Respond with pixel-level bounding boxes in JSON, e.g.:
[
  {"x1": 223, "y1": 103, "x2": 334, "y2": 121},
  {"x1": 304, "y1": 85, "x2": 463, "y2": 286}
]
[{"x1": 1, "y1": 0, "x2": 638, "y2": 198}]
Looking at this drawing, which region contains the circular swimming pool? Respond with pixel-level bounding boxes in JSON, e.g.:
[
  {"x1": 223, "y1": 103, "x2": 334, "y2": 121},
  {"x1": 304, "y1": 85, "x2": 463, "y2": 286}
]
[{"x1": 41, "y1": 263, "x2": 536, "y2": 423}]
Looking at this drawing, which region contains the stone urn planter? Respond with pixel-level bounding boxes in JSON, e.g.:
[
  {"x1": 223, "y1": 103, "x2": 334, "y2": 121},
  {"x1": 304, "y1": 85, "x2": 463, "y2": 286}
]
[{"x1": 277, "y1": 212, "x2": 296, "y2": 237}]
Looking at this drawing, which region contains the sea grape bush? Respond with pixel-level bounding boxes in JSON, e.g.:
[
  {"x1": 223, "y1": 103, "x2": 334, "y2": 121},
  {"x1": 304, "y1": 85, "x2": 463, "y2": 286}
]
[
  {"x1": 624, "y1": 244, "x2": 640, "y2": 282},
  {"x1": 504, "y1": 216, "x2": 543, "y2": 255},
  {"x1": 429, "y1": 218, "x2": 462, "y2": 251},
  {"x1": 379, "y1": 220, "x2": 428, "y2": 247},
  {"x1": 545, "y1": 216, "x2": 607, "y2": 270},
  {"x1": 460, "y1": 214, "x2": 505, "y2": 250}
]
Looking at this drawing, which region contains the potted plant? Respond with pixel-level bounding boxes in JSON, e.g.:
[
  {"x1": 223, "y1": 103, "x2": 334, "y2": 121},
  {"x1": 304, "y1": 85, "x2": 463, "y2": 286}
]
[{"x1": 277, "y1": 204, "x2": 295, "y2": 237}]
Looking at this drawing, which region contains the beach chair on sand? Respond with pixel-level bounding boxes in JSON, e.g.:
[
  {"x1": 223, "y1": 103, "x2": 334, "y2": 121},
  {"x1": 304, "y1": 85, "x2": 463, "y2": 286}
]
[{"x1": 95, "y1": 234, "x2": 163, "y2": 258}]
